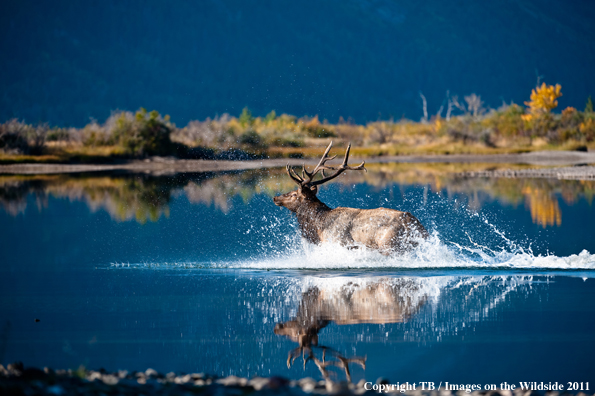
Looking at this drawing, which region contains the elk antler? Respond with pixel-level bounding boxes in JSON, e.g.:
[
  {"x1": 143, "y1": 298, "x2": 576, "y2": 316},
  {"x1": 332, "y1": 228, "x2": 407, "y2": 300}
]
[{"x1": 286, "y1": 142, "x2": 366, "y2": 188}]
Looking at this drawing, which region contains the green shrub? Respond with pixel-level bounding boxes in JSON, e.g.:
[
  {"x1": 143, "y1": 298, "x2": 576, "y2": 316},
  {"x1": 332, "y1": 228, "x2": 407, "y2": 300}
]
[
  {"x1": 299, "y1": 116, "x2": 336, "y2": 138},
  {"x1": 239, "y1": 107, "x2": 255, "y2": 128},
  {"x1": 585, "y1": 96, "x2": 593, "y2": 114},
  {"x1": 264, "y1": 110, "x2": 277, "y2": 123},
  {"x1": 82, "y1": 121, "x2": 108, "y2": 146},
  {"x1": 443, "y1": 116, "x2": 493, "y2": 146},
  {"x1": 267, "y1": 135, "x2": 304, "y2": 147},
  {"x1": 527, "y1": 113, "x2": 555, "y2": 138},
  {"x1": 487, "y1": 104, "x2": 527, "y2": 137},
  {"x1": 239, "y1": 129, "x2": 265, "y2": 147},
  {"x1": 365, "y1": 122, "x2": 394, "y2": 144},
  {"x1": 108, "y1": 108, "x2": 174, "y2": 156},
  {"x1": 46, "y1": 128, "x2": 71, "y2": 142}
]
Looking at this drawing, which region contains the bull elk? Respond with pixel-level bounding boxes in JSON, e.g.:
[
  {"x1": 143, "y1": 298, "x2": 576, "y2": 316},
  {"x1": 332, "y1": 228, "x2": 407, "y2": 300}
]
[{"x1": 273, "y1": 142, "x2": 428, "y2": 254}]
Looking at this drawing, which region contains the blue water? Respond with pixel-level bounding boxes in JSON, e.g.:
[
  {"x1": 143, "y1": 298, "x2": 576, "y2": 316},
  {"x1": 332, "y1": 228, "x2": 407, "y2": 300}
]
[{"x1": 1, "y1": 170, "x2": 595, "y2": 387}]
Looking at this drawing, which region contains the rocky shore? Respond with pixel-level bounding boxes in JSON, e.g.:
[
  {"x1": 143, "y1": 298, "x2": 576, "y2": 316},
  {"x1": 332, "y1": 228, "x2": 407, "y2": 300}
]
[
  {"x1": 2, "y1": 150, "x2": 595, "y2": 175},
  {"x1": 461, "y1": 165, "x2": 595, "y2": 180},
  {"x1": 1, "y1": 363, "x2": 594, "y2": 396}
]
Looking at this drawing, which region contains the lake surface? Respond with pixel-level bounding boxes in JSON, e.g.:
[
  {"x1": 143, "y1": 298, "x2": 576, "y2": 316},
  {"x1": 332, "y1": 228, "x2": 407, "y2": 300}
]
[{"x1": 1, "y1": 164, "x2": 594, "y2": 387}]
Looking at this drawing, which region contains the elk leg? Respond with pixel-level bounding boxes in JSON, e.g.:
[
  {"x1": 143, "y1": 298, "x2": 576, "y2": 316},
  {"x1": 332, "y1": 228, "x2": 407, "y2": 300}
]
[
  {"x1": 338, "y1": 229, "x2": 360, "y2": 250},
  {"x1": 287, "y1": 346, "x2": 303, "y2": 368}
]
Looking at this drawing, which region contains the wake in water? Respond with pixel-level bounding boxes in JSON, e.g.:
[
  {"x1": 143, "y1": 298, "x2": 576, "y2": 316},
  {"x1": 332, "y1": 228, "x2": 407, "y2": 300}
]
[
  {"x1": 112, "y1": 231, "x2": 595, "y2": 270},
  {"x1": 226, "y1": 231, "x2": 595, "y2": 270}
]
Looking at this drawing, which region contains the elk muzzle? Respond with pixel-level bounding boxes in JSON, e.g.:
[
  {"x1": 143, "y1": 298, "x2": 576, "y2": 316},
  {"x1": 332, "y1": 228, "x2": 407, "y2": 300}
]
[
  {"x1": 273, "y1": 195, "x2": 285, "y2": 207},
  {"x1": 273, "y1": 190, "x2": 300, "y2": 210}
]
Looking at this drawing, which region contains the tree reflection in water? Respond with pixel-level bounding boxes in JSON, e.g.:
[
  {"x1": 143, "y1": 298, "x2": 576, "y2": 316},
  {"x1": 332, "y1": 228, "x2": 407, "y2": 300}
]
[{"x1": 0, "y1": 163, "x2": 593, "y2": 227}]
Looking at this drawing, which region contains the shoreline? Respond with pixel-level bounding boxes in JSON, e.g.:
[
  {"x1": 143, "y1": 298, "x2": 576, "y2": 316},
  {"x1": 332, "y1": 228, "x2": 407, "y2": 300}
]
[
  {"x1": 461, "y1": 166, "x2": 595, "y2": 180},
  {"x1": 1, "y1": 364, "x2": 592, "y2": 396},
  {"x1": 1, "y1": 150, "x2": 595, "y2": 176}
]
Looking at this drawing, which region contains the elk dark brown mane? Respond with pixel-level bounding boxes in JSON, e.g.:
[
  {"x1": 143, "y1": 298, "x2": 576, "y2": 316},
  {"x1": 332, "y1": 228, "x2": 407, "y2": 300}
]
[{"x1": 273, "y1": 142, "x2": 428, "y2": 254}]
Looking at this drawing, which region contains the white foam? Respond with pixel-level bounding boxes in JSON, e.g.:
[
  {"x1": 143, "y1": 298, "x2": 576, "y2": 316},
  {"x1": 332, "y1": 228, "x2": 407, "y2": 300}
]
[{"x1": 217, "y1": 232, "x2": 595, "y2": 270}]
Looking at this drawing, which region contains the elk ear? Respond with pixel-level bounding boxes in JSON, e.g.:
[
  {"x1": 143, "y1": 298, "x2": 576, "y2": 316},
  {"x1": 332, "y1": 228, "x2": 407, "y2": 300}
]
[{"x1": 309, "y1": 185, "x2": 318, "y2": 194}]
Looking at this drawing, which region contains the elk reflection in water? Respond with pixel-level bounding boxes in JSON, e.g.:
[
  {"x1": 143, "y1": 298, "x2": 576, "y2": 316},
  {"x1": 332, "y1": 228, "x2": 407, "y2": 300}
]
[
  {"x1": 270, "y1": 275, "x2": 549, "y2": 382},
  {"x1": 274, "y1": 278, "x2": 427, "y2": 382}
]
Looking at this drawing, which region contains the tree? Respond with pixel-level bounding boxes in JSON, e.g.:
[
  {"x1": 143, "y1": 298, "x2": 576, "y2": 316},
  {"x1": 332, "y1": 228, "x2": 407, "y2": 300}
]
[
  {"x1": 464, "y1": 94, "x2": 485, "y2": 117},
  {"x1": 585, "y1": 96, "x2": 593, "y2": 114},
  {"x1": 239, "y1": 107, "x2": 255, "y2": 127},
  {"x1": 524, "y1": 83, "x2": 562, "y2": 118}
]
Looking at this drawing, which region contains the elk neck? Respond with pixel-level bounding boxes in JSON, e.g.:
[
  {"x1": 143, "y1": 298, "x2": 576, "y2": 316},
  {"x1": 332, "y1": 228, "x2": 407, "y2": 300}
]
[{"x1": 294, "y1": 196, "x2": 331, "y2": 244}]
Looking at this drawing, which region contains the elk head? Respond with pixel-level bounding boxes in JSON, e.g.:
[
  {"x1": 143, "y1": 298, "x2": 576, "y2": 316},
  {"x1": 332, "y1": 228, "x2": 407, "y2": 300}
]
[{"x1": 273, "y1": 142, "x2": 366, "y2": 212}]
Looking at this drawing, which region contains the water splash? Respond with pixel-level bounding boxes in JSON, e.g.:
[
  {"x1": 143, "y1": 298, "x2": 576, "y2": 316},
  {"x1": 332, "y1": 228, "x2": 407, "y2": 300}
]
[
  {"x1": 112, "y1": 235, "x2": 595, "y2": 270},
  {"x1": 111, "y1": 185, "x2": 595, "y2": 271},
  {"x1": 221, "y1": 189, "x2": 595, "y2": 270},
  {"x1": 220, "y1": 232, "x2": 595, "y2": 270}
]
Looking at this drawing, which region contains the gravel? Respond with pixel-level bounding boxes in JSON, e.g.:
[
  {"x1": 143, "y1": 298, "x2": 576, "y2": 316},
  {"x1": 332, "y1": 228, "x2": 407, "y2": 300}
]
[
  {"x1": 2, "y1": 150, "x2": 595, "y2": 175},
  {"x1": 2, "y1": 363, "x2": 594, "y2": 396},
  {"x1": 461, "y1": 166, "x2": 595, "y2": 180}
]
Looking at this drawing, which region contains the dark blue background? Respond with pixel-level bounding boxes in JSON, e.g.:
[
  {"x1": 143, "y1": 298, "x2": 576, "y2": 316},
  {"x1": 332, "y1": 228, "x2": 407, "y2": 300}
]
[{"x1": 1, "y1": 0, "x2": 594, "y2": 126}]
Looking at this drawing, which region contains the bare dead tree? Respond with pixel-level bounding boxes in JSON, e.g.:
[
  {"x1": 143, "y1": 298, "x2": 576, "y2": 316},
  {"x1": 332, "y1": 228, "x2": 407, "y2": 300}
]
[
  {"x1": 446, "y1": 91, "x2": 454, "y2": 121},
  {"x1": 436, "y1": 103, "x2": 444, "y2": 119},
  {"x1": 535, "y1": 69, "x2": 544, "y2": 87},
  {"x1": 464, "y1": 94, "x2": 485, "y2": 117},
  {"x1": 450, "y1": 95, "x2": 467, "y2": 114},
  {"x1": 419, "y1": 92, "x2": 428, "y2": 123}
]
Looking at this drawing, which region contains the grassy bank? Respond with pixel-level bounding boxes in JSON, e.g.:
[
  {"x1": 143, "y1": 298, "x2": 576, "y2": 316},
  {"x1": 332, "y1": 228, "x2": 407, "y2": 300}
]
[{"x1": 1, "y1": 85, "x2": 594, "y2": 164}]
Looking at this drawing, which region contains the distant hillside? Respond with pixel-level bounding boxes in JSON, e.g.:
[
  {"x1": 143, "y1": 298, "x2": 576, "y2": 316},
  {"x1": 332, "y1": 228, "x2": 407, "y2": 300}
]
[{"x1": 1, "y1": 0, "x2": 594, "y2": 127}]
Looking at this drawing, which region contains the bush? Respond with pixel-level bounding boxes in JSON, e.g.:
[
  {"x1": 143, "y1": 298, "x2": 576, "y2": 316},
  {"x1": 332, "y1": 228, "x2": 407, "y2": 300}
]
[
  {"x1": 443, "y1": 116, "x2": 494, "y2": 146},
  {"x1": 264, "y1": 110, "x2": 277, "y2": 123},
  {"x1": 365, "y1": 122, "x2": 394, "y2": 145},
  {"x1": 299, "y1": 116, "x2": 336, "y2": 138},
  {"x1": 82, "y1": 121, "x2": 108, "y2": 146},
  {"x1": 579, "y1": 116, "x2": 595, "y2": 142},
  {"x1": 265, "y1": 134, "x2": 304, "y2": 147},
  {"x1": 28, "y1": 124, "x2": 48, "y2": 154},
  {"x1": 334, "y1": 122, "x2": 364, "y2": 145},
  {"x1": 585, "y1": 96, "x2": 593, "y2": 114},
  {"x1": 104, "y1": 108, "x2": 174, "y2": 156},
  {"x1": 172, "y1": 114, "x2": 238, "y2": 149},
  {"x1": 527, "y1": 113, "x2": 556, "y2": 138},
  {"x1": 238, "y1": 129, "x2": 265, "y2": 147},
  {"x1": 0, "y1": 119, "x2": 47, "y2": 154},
  {"x1": 46, "y1": 127, "x2": 71, "y2": 142},
  {"x1": 486, "y1": 104, "x2": 527, "y2": 138},
  {"x1": 0, "y1": 119, "x2": 32, "y2": 154}
]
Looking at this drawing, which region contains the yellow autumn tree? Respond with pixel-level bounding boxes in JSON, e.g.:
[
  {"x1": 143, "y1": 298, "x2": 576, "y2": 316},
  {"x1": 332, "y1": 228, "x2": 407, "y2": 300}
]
[{"x1": 522, "y1": 83, "x2": 562, "y2": 121}]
